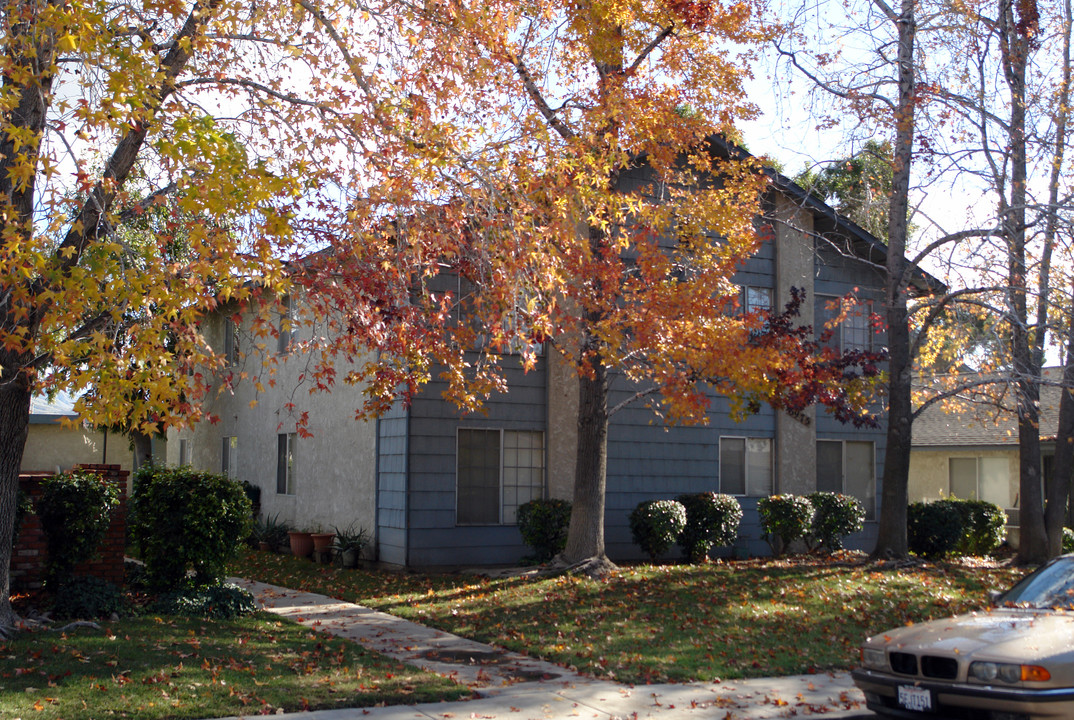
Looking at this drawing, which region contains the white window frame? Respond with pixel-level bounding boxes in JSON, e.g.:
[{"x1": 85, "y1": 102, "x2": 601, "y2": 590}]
[
  {"x1": 456, "y1": 428, "x2": 545, "y2": 526},
  {"x1": 741, "y1": 286, "x2": 772, "y2": 314},
  {"x1": 816, "y1": 439, "x2": 876, "y2": 520},
  {"x1": 948, "y1": 456, "x2": 1013, "y2": 508},
  {"x1": 718, "y1": 436, "x2": 773, "y2": 497},
  {"x1": 276, "y1": 433, "x2": 296, "y2": 495},
  {"x1": 815, "y1": 295, "x2": 874, "y2": 352}
]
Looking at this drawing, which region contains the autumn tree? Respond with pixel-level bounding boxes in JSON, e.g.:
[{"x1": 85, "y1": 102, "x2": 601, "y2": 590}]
[
  {"x1": 0, "y1": 0, "x2": 375, "y2": 629},
  {"x1": 283, "y1": 0, "x2": 888, "y2": 573}
]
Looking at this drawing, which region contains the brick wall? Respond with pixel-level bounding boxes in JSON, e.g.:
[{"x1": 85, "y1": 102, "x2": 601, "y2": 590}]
[{"x1": 12, "y1": 464, "x2": 129, "y2": 592}]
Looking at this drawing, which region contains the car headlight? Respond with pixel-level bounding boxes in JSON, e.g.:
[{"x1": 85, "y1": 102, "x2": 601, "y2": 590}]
[
  {"x1": 970, "y1": 661, "x2": 1051, "y2": 683},
  {"x1": 861, "y1": 647, "x2": 887, "y2": 670}
]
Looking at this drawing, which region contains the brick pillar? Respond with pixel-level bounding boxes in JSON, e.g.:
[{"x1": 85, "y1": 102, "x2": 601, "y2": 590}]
[{"x1": 12, "y1": 464, "x2": 128, "y2": 592}]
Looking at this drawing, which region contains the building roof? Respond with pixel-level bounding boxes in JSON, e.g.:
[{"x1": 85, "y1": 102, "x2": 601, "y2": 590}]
[
  {"x1": 30, "y1": 390, "x2": 79, "y2": 424},
  {"x1": 912, "y1": 369, "x2": 1064, "y2": 448}
]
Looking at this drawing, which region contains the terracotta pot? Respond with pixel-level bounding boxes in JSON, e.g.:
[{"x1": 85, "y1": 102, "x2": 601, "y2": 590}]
[
  {"x1": 311, "y1": 532, "x2": 335, "y2": 552},
  {"x1": 288, "y1": 531, "x2": 314, "y2": 558},
  {"x1": 258, "y1": 541, "x2": 271, "y2": 552}
]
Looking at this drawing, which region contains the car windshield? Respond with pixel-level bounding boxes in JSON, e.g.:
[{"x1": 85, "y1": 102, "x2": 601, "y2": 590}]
[{"x1": 1000, "y1": 556, "x2": 1074, "y2": 609}]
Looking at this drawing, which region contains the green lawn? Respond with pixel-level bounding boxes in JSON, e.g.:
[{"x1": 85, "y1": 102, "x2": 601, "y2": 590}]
[
  {"x1": 231, "y1": 549, "x2": 1028, "y2": 683},
  {"x1": 0, "y1": 612, "x2": 468, "y2": 720}
]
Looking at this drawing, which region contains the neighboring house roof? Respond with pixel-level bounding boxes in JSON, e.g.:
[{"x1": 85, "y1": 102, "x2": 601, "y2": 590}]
[
  {"x1": 30, "y1": 390, "x2": 79, "y2": 424},
  {"x1": 912, "y1": 369, "x2": 1064, "y2": 448}
]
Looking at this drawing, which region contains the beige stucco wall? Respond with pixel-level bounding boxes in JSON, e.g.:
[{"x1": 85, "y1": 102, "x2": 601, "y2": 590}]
[
  {"x1": 167, "y1": 298, "x2": 378, "y2": 539},
  {"x1": 771, "y1": 194, "x2": 817, "y2": 494},
  {"x1": 21, "y1": 422, "x2": 134, "y2": 474},
  {"x1": 907, "y1": 448, "x2": 1019, "y2": 504}
]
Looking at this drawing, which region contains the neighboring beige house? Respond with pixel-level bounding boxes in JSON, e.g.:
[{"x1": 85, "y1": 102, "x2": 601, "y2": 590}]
[
  {"x1": 909, "y1": 370, "x2": 1065, "y2": 545},
  {"x1": 22, "y1": 392, "x2": 138, "y2": 474}
]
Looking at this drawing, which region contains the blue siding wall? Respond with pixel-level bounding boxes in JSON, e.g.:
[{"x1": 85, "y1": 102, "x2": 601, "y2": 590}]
[
  {"x1": 376, "y1": 405, "x2": 409, "y2": 566},
  {"x1": 403, "y1": 357, "x2": 548, "y2": 567}
]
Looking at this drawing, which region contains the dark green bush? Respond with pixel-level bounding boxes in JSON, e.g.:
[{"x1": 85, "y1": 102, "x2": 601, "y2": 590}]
[
  {"x1": 629, "y1": 499, "x2": 687, "y2": 560},
  {"x1": 907, "y1": 500, "x2": 963, "y2": 559},
  {"x1": 13, "y1": 487, "x2": 32, "y2": 546},
  {"x1": 130, "y1": 466, "x2": 252, "y2": 591},
  {"x1": 948, "y1": 498, "x2": 1007, "y2": 556},
  {"x1": 1064, "y1": 527, "x2": 1074, "y2": 554},
  {"x1": 676, "y1": 492, "x2": 742, "y2": 562},
  {"x1": 757, "y1": 495, "x2": 813, "y2": 556},
  {"x1": 151, "y1": 582, "x2": 257, "y2": 619},
  {"x1": 51, "y1": 576, "x2": 129, "y2": 620},
  {"x1": 516, "y1": 498, "x2": 572, "y2": 562},
  {"x1": 806, "y1": 492, "x2": 866, "y2": 552},
  {"x1": 36, "y1": 470, "x2": 120, "y2": 586}
]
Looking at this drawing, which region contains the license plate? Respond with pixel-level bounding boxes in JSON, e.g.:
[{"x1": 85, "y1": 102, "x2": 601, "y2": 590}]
[{"x1": 897, "y1": 685, "x2": 933, "y2": 712}]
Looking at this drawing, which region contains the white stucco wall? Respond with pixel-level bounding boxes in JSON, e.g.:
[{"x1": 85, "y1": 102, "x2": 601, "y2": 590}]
[
  {"x1": 22, "y1": 422, "x2": 134, "y2": 474},
  {"x1": 167, "y1": 298, "x2": 378, "y2": 540}
]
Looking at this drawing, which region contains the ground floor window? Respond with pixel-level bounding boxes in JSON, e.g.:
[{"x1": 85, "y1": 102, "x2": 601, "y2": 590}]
[
  {"x1": 949, "y1": 457, "x2": 1012, "y2": 508},
  {"x1": 816, "y1": 440, "x2": 876, "y2": 519},
  {"x1": 178, "y1": 438, "x2": 190, "y2": 466},
  {"x1": 277, "y1": 433, "x2": 296, "y2": 495},
  {"x1": 457, "y1": 429, "x2": 545, "y2": 525},
  {"x1": 221, "y1": 436, "x2": 238, "y2": 478},
  {"x1": 719, "y1": 437, "x2": 773, "y2": 496}
]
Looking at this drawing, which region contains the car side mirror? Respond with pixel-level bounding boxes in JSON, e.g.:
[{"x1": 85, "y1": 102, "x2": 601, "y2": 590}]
[{"x1": 988, "y1": 589, "x2": 1004, "y2": 606}]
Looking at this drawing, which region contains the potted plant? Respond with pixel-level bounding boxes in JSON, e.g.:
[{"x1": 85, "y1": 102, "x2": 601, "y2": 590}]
[
  {"x1": 332, "y1": 524, "x2": 369, "y2": 569},
  {"x1": 288, "y1": 529, "x2": 314, "y2": 558},
  {"x1": 311, "y1": 528, "x2": 336, "y2": 553},
  {"x1": 255, "y1": 513, "x2": 290, "y2": 552}
]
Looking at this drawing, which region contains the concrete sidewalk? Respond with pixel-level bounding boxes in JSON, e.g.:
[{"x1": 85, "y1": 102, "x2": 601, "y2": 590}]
[{"x1": 224, "y1": 578, "x2": 874, "y2": 720}]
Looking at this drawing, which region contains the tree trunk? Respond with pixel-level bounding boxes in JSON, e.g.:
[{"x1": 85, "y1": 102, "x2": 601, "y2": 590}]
[
  {"x1": 562, "y1": 350, "x2": 611, "y2": 568},
  {"x1": 0, "y1": 363, "x2": 32, "y2": 629},
  {"x1": 999, "y1": 0, "x2": 1047, "y2": 565},
  {"x1": 1044, "y1": 0, "x2": 1072, "y2": 558},
  {"x1": 131, "y1": 431, "x2": 155, "y2": 471},
  {"x1": 1047, "y1": 343, "x2": 1074, "y2": 556},
  {"x1": 872, "y1": 0, "x2": 916, "y2": 558}
]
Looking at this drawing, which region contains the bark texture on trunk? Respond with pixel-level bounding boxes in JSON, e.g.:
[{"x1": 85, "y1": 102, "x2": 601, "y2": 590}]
[
  {"x1": 1048, "y1": 355, "x2": 1074, "y2": 556},
  {"x1": 0, "y1": 368, "x2": 32, "y2": 629},
  {"x1": 562, "y1": 358, "x2": 610, "y2": 566},
  {"x1": 872, "y1": 0, "x2": 916, "y2": 559}
]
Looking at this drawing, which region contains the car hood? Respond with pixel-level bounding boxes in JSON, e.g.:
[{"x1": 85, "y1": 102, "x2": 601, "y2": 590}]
[{"x1": 869, "y1": 609, "x2": 1074, "y2": 662}]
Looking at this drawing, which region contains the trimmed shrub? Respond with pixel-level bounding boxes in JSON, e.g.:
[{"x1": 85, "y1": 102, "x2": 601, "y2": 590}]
[
  {"x1": 757, "y1": 495, "x2": 813, "y2": 556},
  {"x1": 51, "y1": 576, "x2": 129, "y2": 620},
  {"x1": 907, "y1": 500, "x2": 963, "y2": 559},
  {"x1": 806, "y1": 492, "x2": 866, "y2": 552},
  {"x1": 949, "y1": 498, "x2": 1007, "y2": 556},
  {"x1": 629, "y1": 499, "x2": 687, "y2": 560},
  {"x1": 36, "y1": 470, "x2": 120, "y2": 586},
  {"x1": 151, "y1": 582, "x2": 258, "y2": 619},
  {"x1": 13, "y1": 487, "x2": 32, "y2": 546},
  {"x1": 676, "y1": 492, "x2": 742, "y2": 562},
  {"x1": 1063, "y1": 528, "x2": 1074, "y2": 554},
  {"x1": 130, "y1": 466, "x2": 252, "y2": 591},
  {"x1": 516, "y1": 498, "x2": 571, "y2": 562}
]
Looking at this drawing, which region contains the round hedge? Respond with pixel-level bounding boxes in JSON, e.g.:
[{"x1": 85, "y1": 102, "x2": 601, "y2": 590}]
[
  {"x1": 130, "y1": 466, "x2": 252, "y2": 591},
  {"x1": 516, "y1": 498, "x2": 571, "y2": 562},
  {"x1": 758, "y1": 494, "x2": 813, "y2": 556},
  {"x1": 676, "y1": 492, "x2": 742, "y2": 562},
  {"x1": 629, "y1": 499, "x2": 687, "y2": 560}
]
